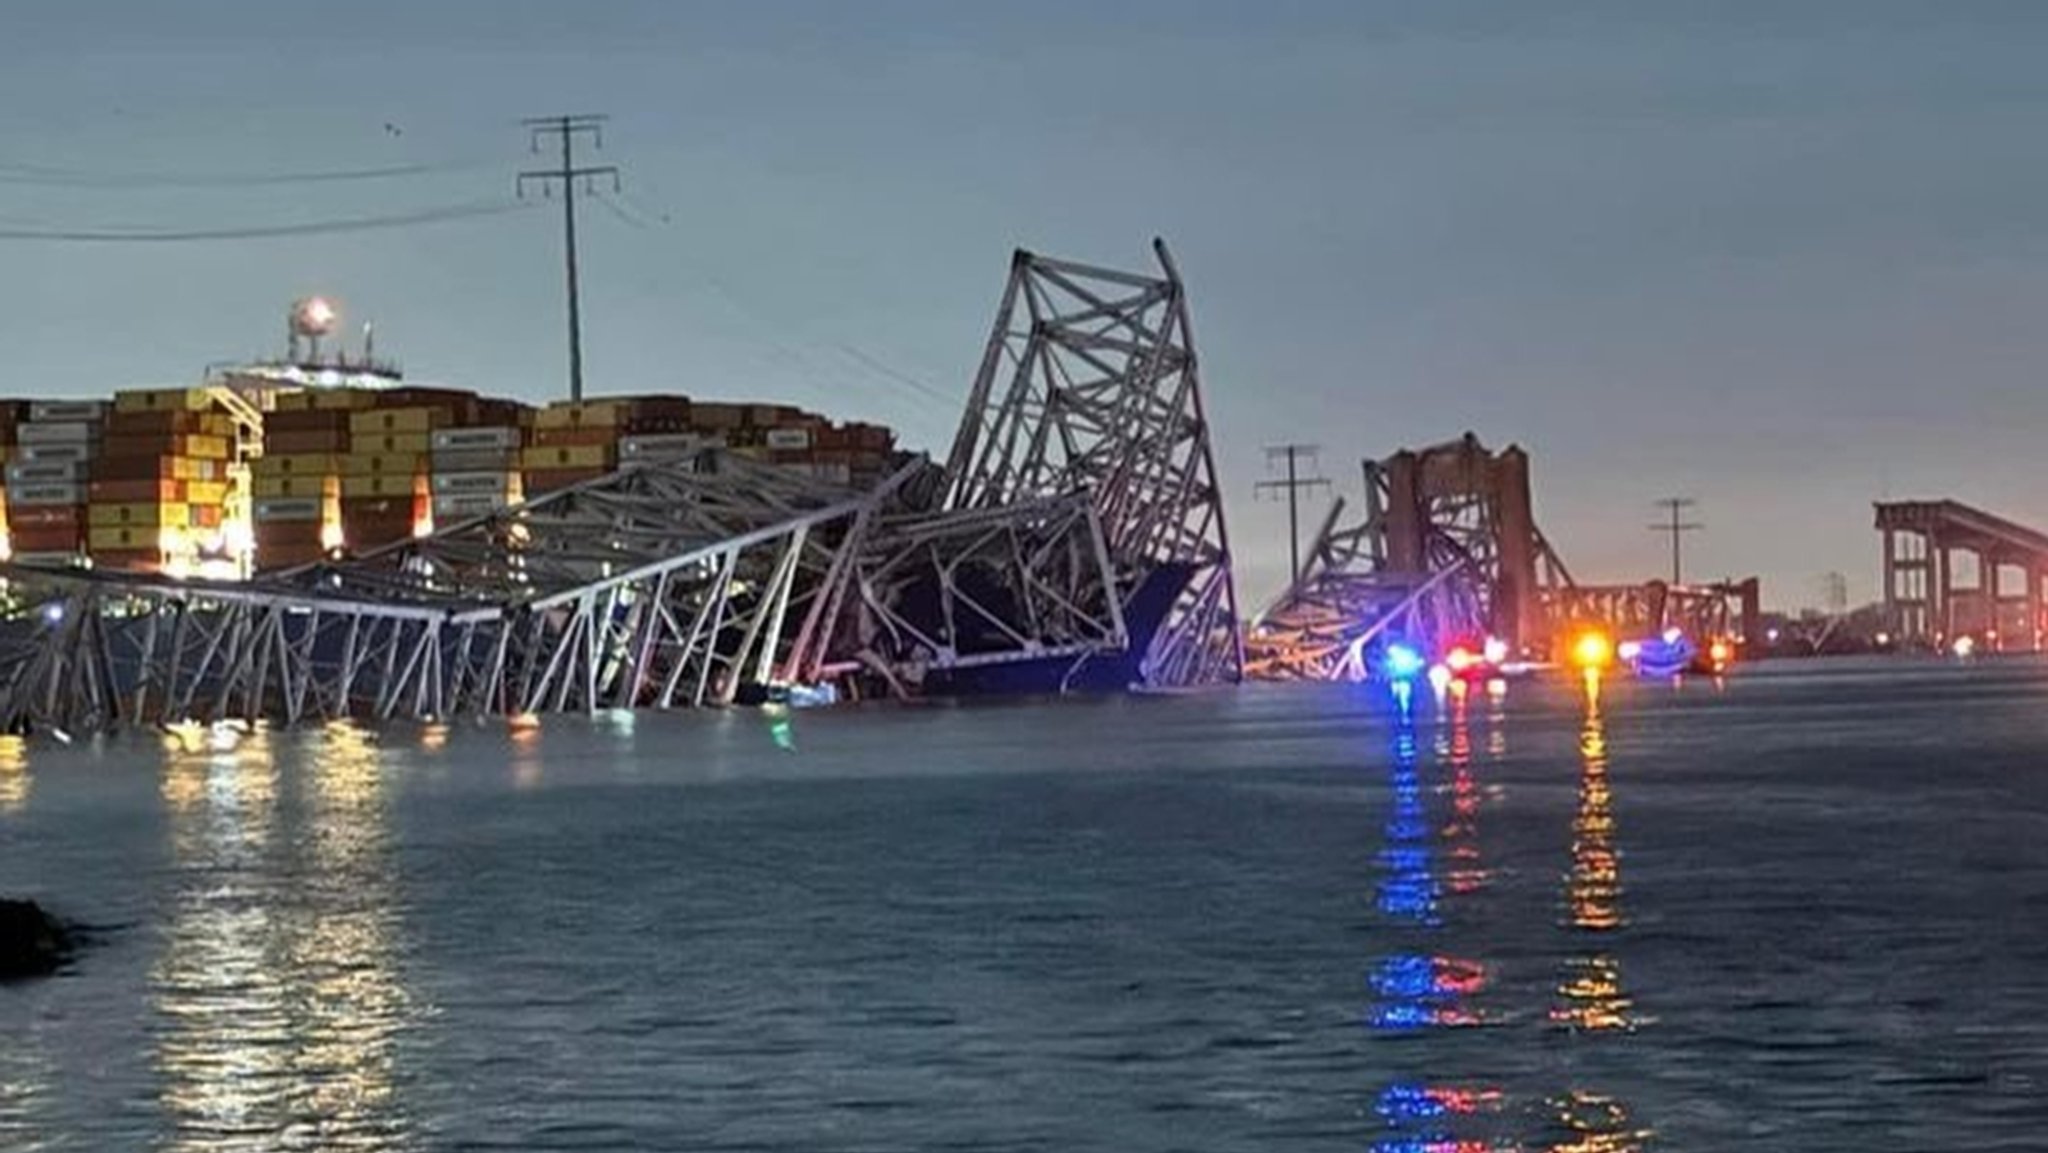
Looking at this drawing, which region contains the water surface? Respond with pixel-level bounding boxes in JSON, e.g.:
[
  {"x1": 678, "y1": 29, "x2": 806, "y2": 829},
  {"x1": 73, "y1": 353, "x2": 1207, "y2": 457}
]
[{"x1": 3, "y1": 661, "x2": 2046, "y2": 1149}]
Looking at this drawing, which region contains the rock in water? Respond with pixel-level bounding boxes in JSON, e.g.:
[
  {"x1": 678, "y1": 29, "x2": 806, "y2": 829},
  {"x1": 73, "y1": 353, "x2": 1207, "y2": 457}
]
[{"x1": 0, "y1": 898, "x2": 73, "y2": 979}]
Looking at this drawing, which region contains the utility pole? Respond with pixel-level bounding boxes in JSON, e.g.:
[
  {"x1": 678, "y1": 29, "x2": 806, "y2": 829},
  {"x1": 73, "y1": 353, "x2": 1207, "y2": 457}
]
[
  {"x1": 1256, "y1": 444, "x2": 1331, "y2": 588},
  {"x1": 519, "y1": 114, "x2": 620, "y2": 403},
  {"x1": 1649, "y1": 497, "x2": 1704, "y2": 585}
]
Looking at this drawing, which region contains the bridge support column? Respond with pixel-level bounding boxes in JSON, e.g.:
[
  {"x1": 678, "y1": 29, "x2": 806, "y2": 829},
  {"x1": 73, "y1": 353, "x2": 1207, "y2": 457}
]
[
  {"x1": 1934, "y1": 537, "x2": 1952, "y2": 644},
  {"x1": 2033, "y1": 569, "x2": 2045, "y2": 650}
]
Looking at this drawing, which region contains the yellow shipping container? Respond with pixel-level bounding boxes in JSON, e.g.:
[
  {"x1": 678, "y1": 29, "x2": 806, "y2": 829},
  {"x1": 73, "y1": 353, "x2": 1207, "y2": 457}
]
[
  {"x1": 349, "y1": 433, "x2": 431, "y2": 456},
  {"x1": 169, "y1": 457, "x2": 219, "y2": 482},
  {"x1": 88, "y1": 525, "x2": 176, "y2": 551},
  {"x1": 341, "y1": 474, "x2": 425, "y2": 499},
  {"x1": 251, "y1": 475, "x2": 337, "y2": 499},
  {"x1": 521, "y1": 444, "x2": 615, "y2": 470},
  {"x1": 88, "y1": 502, "x2": 189, "y2": 528},
  {"x1": 251, "y1": 452, "x2": 339, "y2": 476},
  {"x1": 184, "y1": 480, "x2": 230, "y2": 505},
  {"x1": 339, "y1": 452, "x2": 425, "y2": 476},
  {"x1": 179, "y1": 434, "x2": 231, "y2": 460},
  {"x1": 348, "y1": 407, "x2": 442, "y2": 435},
  {"x1": 533, "y1": 401, "x2": 626, "y2": 430},
  {"x1": 114, "y1": 387, "x2": 212, "y2": 414}
]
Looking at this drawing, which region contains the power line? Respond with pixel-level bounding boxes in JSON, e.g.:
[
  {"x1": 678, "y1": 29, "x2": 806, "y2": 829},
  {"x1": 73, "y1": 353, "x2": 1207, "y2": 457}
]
[
  {"x1": 1649, "y1": 496, "x2": 1704, "y2": 585},
  {"x1": 1255, "y1": 444, "x2": 1332, "y2": 588},
  {"x1": 519, "y1": 114, "x2": 620, "y2": 404},
  {"x1": 0, "y1": 199, "x2": 533, "y2": 243},
  {"x1": 0, "y1": 158, "x2": 498, "y2": 188}
]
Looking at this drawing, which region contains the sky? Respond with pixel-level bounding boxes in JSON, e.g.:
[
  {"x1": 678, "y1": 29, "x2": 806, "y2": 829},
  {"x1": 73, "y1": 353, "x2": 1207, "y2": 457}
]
[{"x1": 4, "y1": 1, "x2": 2048, "y2": 610}]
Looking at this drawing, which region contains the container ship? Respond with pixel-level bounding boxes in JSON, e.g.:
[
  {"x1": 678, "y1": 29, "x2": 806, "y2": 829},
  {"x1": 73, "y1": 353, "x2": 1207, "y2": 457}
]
[{"x1": 0, "y1": 298, "x2": 899, "y2": 580}]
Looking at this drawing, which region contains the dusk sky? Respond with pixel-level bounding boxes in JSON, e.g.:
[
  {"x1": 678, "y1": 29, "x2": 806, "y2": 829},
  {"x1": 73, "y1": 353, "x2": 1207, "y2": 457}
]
[{"x1": 5, "y1": 2, "x2": 2048, "y2": 608}]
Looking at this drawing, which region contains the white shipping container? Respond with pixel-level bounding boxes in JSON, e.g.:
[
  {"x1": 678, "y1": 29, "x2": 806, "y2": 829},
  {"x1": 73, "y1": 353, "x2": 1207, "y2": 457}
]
[
  {"x1": 790, "y1": 461, "x2": 853, "y2": 485},
  {"x1": 12, "y1": 552, "x2": 85, "y2": 569},
  {"x1": 428, "y1": 448, "x2": 520, "y2": 473},
  {"x1": 17, "y1": 443, "x2": 93, "y2": 464},
  {"x1": 764, "y1": 427, "x2": 813, "y2": 450},
  {"x1": 5, "y1": 460, "x2": 85, "y2": 484},
  {"x1": 254, "y1": 498, "x2": 324, "y2": 522},
  {"x1": 9, "y1": 482, "x2": 85, "y2": 506},
  {"x1": 17, "y1": 421, "x2": 101, "y2": 446},
  {"x1": 430, "y1": 427, "x2": 521, "y2": 453},
  {"x1": 429, "y1": 471, "x2": 520, "y2": 496},
  {"x1": 431, "y1": 493, "x2": 513, "y2": 518},
  {"x1": 619, "y1": 433, "x2": 707, "y2": 460},
  {"x1": 26, "y1": 400, "x2": 107, "y2": 423}
]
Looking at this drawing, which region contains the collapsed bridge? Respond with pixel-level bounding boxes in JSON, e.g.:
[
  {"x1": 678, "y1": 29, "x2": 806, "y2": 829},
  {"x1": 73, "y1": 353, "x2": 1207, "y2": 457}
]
[
  {"x1": 0, "y1": 240, "x2": 1242, "y2": 732},
  {"x1": 1245, "y1": 433, "x2": 1761, "y2": 680}
]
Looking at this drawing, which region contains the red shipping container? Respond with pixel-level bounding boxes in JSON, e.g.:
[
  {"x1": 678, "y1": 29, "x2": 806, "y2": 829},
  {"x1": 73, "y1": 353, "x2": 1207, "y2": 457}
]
[
  {"x1": 189, "y1": 505, "x2": 223, "y2": 529},
  {"x1": 90, "y1": 548, "x2": 165, "y2": 573},
  {"x1": 7, "y1": 505, "x2": 83, "y2": 528},
  {"x1": 530, "y1": 427, "x2": 619, "y2": 448},
  {"x1": 264, "y1": 409, "x2": 353, "y2": 434},
  {"x1": 9, "y1": 526, "x2": 83, "y2": 551},
  {"x1": 89, "y1": 479, "x2": 185, "y2": 503},
  {"x1": 265, "y1": 429, "x2": 350, "y2": 453},
  {"x1": 522, "y1": 467, "x2": 609, "y2": 494}
]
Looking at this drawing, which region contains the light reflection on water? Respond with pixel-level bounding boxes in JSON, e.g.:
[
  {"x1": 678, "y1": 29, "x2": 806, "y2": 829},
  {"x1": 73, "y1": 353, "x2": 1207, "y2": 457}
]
[
  {"x1": 0, "y1": 735, "x2": 28, "y2": 814},
  {"x1": 151, "y1": 721, "x2": 413, "y2": 1152},
  {"x1": 1368, "y1": 672, "x2": 1651, "y2": 1151}
]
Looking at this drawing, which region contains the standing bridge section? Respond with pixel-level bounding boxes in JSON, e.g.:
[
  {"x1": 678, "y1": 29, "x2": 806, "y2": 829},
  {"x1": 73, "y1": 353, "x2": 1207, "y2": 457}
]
[
  {"x1": 1246, "y1": 433, "x2": 1762, "y2": 680},
  {"x1": 1876, "y1": 499, "x2": 2048, "y2": 648}
]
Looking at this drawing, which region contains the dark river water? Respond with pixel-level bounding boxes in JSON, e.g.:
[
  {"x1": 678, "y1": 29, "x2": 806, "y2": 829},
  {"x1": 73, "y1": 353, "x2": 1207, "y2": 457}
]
[{"x1": 3, "y1": 660, "x2": 2047, "y2": 1150}]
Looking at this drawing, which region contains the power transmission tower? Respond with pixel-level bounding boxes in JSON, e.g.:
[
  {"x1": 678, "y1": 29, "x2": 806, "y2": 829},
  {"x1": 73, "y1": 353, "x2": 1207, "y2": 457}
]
[
  {"x1": 1648, "y1": 497, "x2": 1704, "y2": 585},
  {"x1": 519, "y1": 114, "x2": 621, "y2": 403},
  {"x1": 1256, "y1": 444, "x2": 1332, "y2": 588}
]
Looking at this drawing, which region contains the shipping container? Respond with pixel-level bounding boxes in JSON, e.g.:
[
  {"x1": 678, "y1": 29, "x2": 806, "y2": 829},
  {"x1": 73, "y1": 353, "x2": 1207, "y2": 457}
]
[
  {"x1": 338, "y1": 452, "x2": 424, "y2": 476},
  {"x1": 264, "y1": 429, "x2": 350, "y2": 453},
  {"x1": 619, "y1": 433, "x2": 707, "y2": 461},
  {"x1": 348, "y1": 407, "x2": 448, "y2": 435},
  {"x1": 17, "y1": 421, "x2": 100, "y2": 446},
  {"x1": 6, "y1": 505, "x2": 83, "y2": 528},
  {"x1": 17, "y1": 443, "x2": 92, "y2": 465},
  {"x1": 263, "y1": 409, "x2": 354, "y2": 433},
  {"x1": 89, "y1": 479, "x2": 184, "y2": 504},
  {"x1": 689, "y1": 403, "x2": 747, "y2": 430},
  {"x1": 27, "y1": 400, "x2": 108, "y2": 423},
  {"x1": 428, "y1": 447, "x2": 520, "y2": 472},
  {"x1": 113, "y1": 387, "x2": 212, "y2": 414},
  {"x1": 430, "y1": 427, "x2": 520, "y2": 453},
  {"x1": 10, "y1": 548, "x2": 86, "y2": 567},
  {"x1": 521, "y1": 467, "x2": 610, "y2": 494},
  {"x1": 533, "y1": 401, "x2": 627, "y2": 430},
  {"x1": 251, "y1": 452, "x2": 338, "y2": 476},
  {"x1": 105, "y1": 409, "x2": 234, "y2": 437},
  {"x1": 252, "y1": 475, "x2": 338, "y2": 499},
  {"x1": 340, "y1": 474, "x2": 426, "y2": 499},
  {"x1": 530, "y1": 426, "x2": 619, "y2": 449},
  {"x1": 184, "y1": 480, "x2": 229, "y2": 505},
  {"x1": 350, "y1": 433, "x2": 431, "y2": 456},
  {"x1": 429, "y1": 471, "x2": 520, "y2": 496},
  {"x1": 92, "y1": 455, "x2": 221, "y2": 482},
  {"x1": 764, "y1": 427, "x2": 813, "y2": 451},
  {"x1": 431, "y1": 493, "x2": 514, "y2": 519},
  {"x1": 5, "y1": 460, "x2": 85, "y2": 484},
  {"x1": 102, "y1": 433, "x2": 229, "y2": 460},
  {"x1": 254, "y1": 498, "x2": 325, "y2": 522},
  {"x1": 88, "y1": 525, "x2": 175, "y2": 551},
  {"x1": 9, "y1": 482, "x2": 85, "y2": 507},
  {"x1": 521, "y1": 444, "x2": 614, "y2": 470},
  {"x1": 88, "y1": 502, "x2": 189, "y2": 528}
]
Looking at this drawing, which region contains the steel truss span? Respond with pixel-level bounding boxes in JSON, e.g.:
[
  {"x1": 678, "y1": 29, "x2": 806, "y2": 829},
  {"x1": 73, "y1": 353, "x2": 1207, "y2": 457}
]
[
  {"x1": 938, "y1": 240, "x2": 1242, "y2": 687},
  {"x1": 0, "y1": 451, "x2": 913, "y2": 732},
  {"x1": 0, "y1": 239, "x2": 1243, "y2": 731},
  {"x1": 1246, "y1": 433, "x2": 1761, "y2": 681}
]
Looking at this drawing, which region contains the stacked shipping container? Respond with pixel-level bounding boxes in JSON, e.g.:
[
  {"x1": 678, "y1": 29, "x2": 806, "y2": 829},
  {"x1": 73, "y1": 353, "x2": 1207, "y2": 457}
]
[
  {"x1": 8, "y1": 401, "x2": 107, "y2": 567},
  {"x1": 92, "y1": 389, "x2": 236, "y2": 574}
]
